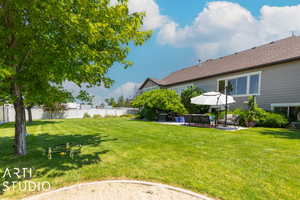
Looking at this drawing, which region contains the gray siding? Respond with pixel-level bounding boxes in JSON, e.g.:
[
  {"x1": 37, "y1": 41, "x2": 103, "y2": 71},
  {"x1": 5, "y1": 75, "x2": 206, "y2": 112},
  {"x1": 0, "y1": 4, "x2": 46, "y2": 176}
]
[
  {"x1": 173, "y1": 60, "x2": 300, "y2": 110},
  {"x1": 257, "y1": 61, "x2": 300, "y2": 110},
  {"x1": 139, "y1": 60, "x2": 300, "y2": 110}
]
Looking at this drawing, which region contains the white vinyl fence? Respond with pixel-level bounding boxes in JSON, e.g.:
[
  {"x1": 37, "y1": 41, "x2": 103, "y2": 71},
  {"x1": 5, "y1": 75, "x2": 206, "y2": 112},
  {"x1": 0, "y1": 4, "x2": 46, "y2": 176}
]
[{"x1": 0, "y1": 105, "x2": 138, "y2": 123}]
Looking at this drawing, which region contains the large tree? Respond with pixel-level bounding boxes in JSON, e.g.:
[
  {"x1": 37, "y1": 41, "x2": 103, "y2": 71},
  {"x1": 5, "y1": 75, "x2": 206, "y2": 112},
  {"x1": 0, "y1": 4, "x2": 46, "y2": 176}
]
[{"x1": 0, "y1": 0, "x2": 151, "y2": 155}]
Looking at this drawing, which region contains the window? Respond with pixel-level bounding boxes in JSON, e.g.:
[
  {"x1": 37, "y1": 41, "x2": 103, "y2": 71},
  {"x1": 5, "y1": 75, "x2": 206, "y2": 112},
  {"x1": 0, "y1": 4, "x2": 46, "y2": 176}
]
[
  {"x1": 218, "y1": 72, "x2": 261, "y2": 96},
  {"x1": 218, "y1": 80, "x2": 225, "y2": 93},
  {"x1": 227, "y1": 76, "x2": 247, "y2": 95},
  {"x1": 249, "y1": 74, "x2": 259, "y2": 94},
  {"x1": 273, "y1": 105, "x2": 300, "y2": 121},
  {"x1": 237, "y1": 77, "x2": 247, "y2": 95},
  {"x1": 227, "y1": 78, "x2": 237, "y2": 95}
]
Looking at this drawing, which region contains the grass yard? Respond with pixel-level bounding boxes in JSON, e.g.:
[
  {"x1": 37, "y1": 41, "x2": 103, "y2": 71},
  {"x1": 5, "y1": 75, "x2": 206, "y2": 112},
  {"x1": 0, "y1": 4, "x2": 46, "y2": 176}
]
[{"x1": 0, "y1": 118, "x2": 300, "y2": 200}]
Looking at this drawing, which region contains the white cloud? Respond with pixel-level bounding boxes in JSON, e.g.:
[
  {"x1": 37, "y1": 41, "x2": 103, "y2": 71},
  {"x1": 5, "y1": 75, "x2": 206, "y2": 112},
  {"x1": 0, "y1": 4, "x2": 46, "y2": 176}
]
[
  {"x1": 128, "y1": 0, "x2": 169, "y2": 30},
  {"x1": 110, "y1": 82, "x2": 141, "y2": 98},
  {"x1": 111, "y1": 0, "x2": 169, "y2": 30},
  {"x1": 63, "y1": 81, "x2": 141, "y2": 105},
  {"x1": 157, "y1": 1, "x2": 300, "y2": 59}
]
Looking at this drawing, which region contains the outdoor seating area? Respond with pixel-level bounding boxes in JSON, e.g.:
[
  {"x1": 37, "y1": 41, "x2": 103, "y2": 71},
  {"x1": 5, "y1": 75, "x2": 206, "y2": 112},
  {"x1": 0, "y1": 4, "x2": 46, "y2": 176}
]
[
  {"x1": 183, "y1": 114, "x2": 215, "y2": 128},
  {"x1": 158, "y1": 91, "x2": 243, "y2": 130}
]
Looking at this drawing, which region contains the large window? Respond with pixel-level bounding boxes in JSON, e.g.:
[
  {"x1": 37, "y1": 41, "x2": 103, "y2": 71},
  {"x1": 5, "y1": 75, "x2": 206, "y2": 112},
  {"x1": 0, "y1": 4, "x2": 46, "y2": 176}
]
[{"x1": 218, "y1": 72, "x2": 261, "y2": 96}]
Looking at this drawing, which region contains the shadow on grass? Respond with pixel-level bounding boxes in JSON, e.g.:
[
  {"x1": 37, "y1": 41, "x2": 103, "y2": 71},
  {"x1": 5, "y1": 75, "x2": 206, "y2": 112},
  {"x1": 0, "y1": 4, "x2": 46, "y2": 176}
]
[
  {"x1": 0, "y1": 121, "x2": 63, "y2": 129},
  {"x1": 0, "y1": 133, "x2": 117, "y2": 194},
  {"x1": 256, "y1": 128, "x2": 300, "y2": 139}
]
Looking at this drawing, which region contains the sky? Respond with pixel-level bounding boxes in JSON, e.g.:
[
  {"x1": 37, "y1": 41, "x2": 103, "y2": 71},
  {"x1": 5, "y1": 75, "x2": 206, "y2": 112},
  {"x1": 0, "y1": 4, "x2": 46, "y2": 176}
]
[{"x1": 65, "y1": 0, "x2": 300, "y2": 105}]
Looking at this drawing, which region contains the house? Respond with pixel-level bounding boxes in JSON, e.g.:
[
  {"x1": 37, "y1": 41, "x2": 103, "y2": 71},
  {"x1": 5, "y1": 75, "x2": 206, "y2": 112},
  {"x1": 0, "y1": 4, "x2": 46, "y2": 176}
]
[{"x1": 139, "y1": 36, "x2": 300, "y2": 121}]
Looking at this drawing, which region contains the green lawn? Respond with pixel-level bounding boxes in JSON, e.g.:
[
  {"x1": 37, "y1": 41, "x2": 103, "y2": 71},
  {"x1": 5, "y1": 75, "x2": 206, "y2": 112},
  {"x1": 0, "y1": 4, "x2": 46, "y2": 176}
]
[{"x1": 0, "y1": 118, "x2": 299, "y2": 200}]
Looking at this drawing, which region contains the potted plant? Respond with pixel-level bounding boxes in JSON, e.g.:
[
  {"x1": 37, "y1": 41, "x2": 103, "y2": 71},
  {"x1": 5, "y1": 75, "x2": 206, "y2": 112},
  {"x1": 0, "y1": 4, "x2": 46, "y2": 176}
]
[
  {"x1": 245, "y1": 96, "x2": 258, "y2": 127},
  {"x1": 246, "y1": 110, "x2": 257, "y2": 127}
]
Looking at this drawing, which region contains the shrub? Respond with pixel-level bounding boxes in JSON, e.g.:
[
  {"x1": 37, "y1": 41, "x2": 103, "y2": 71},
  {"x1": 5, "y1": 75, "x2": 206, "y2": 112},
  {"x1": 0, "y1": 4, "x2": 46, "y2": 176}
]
[
  {"x1": 93, "y1": 114, "x2": 102, "y2": 119},
  {"x1": 83, "y1": 113, "x2": 91, "y2": 118},
  {"x1": 120, "y1": 114, "x2": 135, "y2": 118},
  {"x1": 132, "y1": 89, "x2": 187, "y2": 121},
  {"x1": 233, "y1": 109, "x2": 248, "y2": 126},
  {"x1": 233, "y1": 108, "x2": 288, "y2": 128},
  {"x1": 181, "y1": 86, "x2": 209, "y2": 114},
  {"x1": 105, "y1": 115, "x2": 117, "y2": 118},
  {"x1": 257, "y1": 112, "x2": 289, "y2": 128}
]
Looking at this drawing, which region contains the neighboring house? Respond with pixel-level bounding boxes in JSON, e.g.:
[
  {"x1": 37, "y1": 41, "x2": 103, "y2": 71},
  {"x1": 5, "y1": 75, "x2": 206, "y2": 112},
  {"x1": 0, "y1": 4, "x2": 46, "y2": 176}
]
[{"x1": 139, "y1": 36, "x2": 300, "y2": 121}]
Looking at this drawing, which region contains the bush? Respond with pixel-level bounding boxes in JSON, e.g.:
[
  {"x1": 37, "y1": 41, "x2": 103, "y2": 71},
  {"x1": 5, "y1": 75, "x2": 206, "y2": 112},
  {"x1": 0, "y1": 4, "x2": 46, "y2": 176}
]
[
  {"x1": 140, "y1": 107, "x2": 157, "y2": 121},
  {"x1": 83, "y1": 113, "x2": 91, "y2": 118},
  {"x1": 132, "y1": 89, "x2": 187, "y2": 121},
  {"x1": 257, "y1": 112, "x2": 289, "y2": 128},
  {"x1": 105, "y1": 115, "x2": 117, "y2": 118},
  {"x1": 233, "y1": 109, "x2": 248, "y2": 126},
  {"x1": 93, "y1": 114, "x2": 102, "y2": 119},
  {"x1": 233, "y1": 108, "x2": 288, "y2": 128},
  {"x1": 181, "y1": 86, "x2": 209, "y2": 114},
  {"x1": 120, "y1": 114, "x2": 135, "y2": 118}
]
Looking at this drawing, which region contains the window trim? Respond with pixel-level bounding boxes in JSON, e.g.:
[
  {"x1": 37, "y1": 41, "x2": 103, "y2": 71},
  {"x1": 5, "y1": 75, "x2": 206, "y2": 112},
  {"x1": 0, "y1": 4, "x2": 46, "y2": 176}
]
[
  {"x1": 271, "y1": 103, "x2": 300, "y2": 110},
  {"x1": 217, "y1": 71, "x2": 261, "y2": 97}
]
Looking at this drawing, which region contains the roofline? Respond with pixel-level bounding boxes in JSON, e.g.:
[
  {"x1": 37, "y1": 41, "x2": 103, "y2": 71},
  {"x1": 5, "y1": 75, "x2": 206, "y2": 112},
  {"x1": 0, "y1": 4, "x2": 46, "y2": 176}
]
[
  {"x1": 159, "y1": 55, "x2": 300, "y2": 87},
  {"x1": 139, "y1": 78, "x2": 162, "y2": 90}
]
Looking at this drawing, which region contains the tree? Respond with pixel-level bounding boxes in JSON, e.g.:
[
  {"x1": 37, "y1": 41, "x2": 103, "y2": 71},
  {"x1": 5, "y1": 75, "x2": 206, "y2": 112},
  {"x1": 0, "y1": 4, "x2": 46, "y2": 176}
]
[
  {"x1": 105, "y1": 96, "x2": 131, "y2": 107},
  {"x1": 124, "y1": 98, "x2": 132, "y2": 107},
  {"x1": 117, "y1": 96, "x2": 125, "y2": 107},
  {"x1": 0, "y1": 0, "x2": 151, "y2": 155},
  {"x1": 132, "y1": 89, "x2": 187, "y2": 120},
  {"x1": 181, "y1": 86, "x2": 209, "y2": 114},
  {"x1": 105, "y1": 97, "x2": 117, "y2": 107},
  {"x1": 76, "y1": 90, "x2": 94, "y2": 105},
  {"x1": 43, "y1": 103, "x2": 67, "y2": 119}
]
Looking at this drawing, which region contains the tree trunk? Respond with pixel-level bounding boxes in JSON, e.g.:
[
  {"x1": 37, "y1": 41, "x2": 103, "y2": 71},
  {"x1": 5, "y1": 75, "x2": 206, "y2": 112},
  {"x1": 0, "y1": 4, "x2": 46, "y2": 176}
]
[
  {"x1": 27, "y1": 107, "x2": 33, "y2": 123},
  {"x1": 13, "y1": 85, "x2": 27, "y2": 156}
]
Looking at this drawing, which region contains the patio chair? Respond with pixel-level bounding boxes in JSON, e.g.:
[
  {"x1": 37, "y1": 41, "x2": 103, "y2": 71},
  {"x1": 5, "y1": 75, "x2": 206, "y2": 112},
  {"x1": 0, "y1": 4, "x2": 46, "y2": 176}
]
[
  {"x1": 219, "y1": 114, "x2": 239, "y2": 127},
  {"x1": 184, "y1": 115, "x2": 193, "y2": 126}
]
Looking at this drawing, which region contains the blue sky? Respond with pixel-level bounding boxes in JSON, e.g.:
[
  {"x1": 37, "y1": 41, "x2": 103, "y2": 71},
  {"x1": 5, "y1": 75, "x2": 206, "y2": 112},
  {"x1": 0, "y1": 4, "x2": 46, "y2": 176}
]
[{"x1": 67, "y1": 0, "x2": 300, "y2": 104}]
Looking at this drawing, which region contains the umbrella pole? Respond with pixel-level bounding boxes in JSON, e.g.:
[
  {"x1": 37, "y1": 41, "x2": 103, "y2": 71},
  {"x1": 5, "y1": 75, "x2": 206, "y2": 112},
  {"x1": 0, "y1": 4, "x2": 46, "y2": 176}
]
[{"x1": 225, "y1": 87, "x2": 228, "y2": 127}]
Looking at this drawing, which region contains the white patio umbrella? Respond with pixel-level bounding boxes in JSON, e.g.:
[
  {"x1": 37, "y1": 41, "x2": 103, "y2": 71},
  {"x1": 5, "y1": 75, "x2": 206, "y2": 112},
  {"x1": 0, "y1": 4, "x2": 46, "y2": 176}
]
[
  {"x1": 191, "y1": 92, "x2": 235, "y2": 106},
  {"x1": 191, "y1": 92, "x2": 235, "y2": 126}
]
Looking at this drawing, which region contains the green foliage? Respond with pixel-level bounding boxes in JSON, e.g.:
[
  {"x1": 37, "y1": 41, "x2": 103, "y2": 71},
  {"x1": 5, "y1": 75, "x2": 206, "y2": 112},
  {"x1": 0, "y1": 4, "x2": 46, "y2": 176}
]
[
  {"x1": 233, "y1": 107, "x2": 288, "y2": 128},
  {"x1": 83, "y1": 113, "x2": 91, "y2": 118},
  {"x1": 139, "y1": 106, "x2": 157, "y2": 121},
  {"x1": 77, "y1": 91, "x2": 94, "y2": 105},
  {"x1": 105, "y1": 97, "x2": 117, "y2": 107},
  {"x1": 0, "y1": 0, "x2": 151, "y2": 153},
  {"x1": 120, "y1": 114, "x2": 135, "y2": 118},
  {"x1": 256, "y1": 112, "x2": 289, "y2": 128},
  {"x1": 43, "y1": 103, "x2": 67, "y2": 119},
  {"x1": 181, "y1": 86, "x2": 209, "y2": 114},
  {"x1": 132, "y1": 89, "x2": 187, "y2": 120},
  {"x1": 105, "y1": 96, "x2": 131, "y2": 107},
  {"x1": 246, "y1": 96, "x2": 258, "y2": 123},
  {"x1": 93, "y1": 114, "x2": 102, "y2": 119},
  {"x1": 233, "y1": 96, "x2": 261, "y2": 126}
]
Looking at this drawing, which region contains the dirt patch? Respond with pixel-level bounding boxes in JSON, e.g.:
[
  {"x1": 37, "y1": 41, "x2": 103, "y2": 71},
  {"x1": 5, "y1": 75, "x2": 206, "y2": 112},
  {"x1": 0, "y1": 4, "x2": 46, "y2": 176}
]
[{"x1": 24, "y1": 180, "x2": 215, "y2": 200}]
